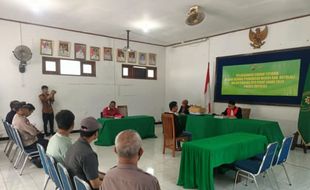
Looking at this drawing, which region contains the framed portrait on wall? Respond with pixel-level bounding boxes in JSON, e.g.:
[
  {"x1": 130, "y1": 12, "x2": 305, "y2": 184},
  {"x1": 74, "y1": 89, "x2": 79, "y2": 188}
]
[
  {"x1": 58, "y1": 41, "x2": 70, "y2": 57},
  {"x1": 128, "y1": 51, "x2": 137, "y2": 63},
  {"x1": 103, "y1": 47, "x2": 113, "y2": 61},
  {"x1": 90, "y1": 46, "x2": 100, "y2": 61},
  {"x1": 149, "y1": 53, "x2": 157, "y2": 66},
  {"x1": 116, "y1": 49, "x2": 126, "y2": 62},
  {"x1": 138, "y1": 52, "x2": 147, "y2": 65},
  {"x1": 74, "y1": 43, "x2": 86, "y2": 60},
  {"x1": 40, "y1": 39, "x2": 53, "y2": 56}
]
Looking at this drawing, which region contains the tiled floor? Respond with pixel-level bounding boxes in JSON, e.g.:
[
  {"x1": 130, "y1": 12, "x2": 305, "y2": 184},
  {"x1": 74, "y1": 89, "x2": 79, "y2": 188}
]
[{"x1": 1, "y1": 126, "x2": 310, "y2": 190}]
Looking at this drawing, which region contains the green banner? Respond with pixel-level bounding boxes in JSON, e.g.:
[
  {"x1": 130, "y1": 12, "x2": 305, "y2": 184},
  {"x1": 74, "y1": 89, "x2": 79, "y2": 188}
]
[
  {"x1": 222, "y1": 59, "x2": 301, "y2": 96},
  {"x1": 298, "y1": 66, "x2": 310, "y2": 144}
]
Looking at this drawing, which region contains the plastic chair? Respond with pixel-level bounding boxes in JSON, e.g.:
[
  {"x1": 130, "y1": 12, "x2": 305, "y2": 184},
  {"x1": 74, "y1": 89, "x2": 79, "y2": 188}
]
[
  {"x1": 46, "y1": 155, "x2": 63, "y2": 190},
  {"x1": 37, "y1": 144, "x2": 51, "y2": 190},
  {"x1": 233, "y1": 142, "x2": 278, "y2": 190},
  {"x1": 73, "y1": 176, "x2": 91, "y2": 190},
  {"x1": 11, "y1": 127, "x2": 39, "y2": 175},
  {"x1": 57, "y1": 162, "x2": 73, "y2": 190},
  {"x1": 6, "y1": 123, "x2": 20, "y2": 162}
]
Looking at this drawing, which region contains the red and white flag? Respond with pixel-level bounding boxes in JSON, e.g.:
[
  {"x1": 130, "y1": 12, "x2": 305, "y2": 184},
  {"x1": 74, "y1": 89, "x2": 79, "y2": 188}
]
[{"x1": 204, "y1": 62, "x2": 212, "y2": 113}]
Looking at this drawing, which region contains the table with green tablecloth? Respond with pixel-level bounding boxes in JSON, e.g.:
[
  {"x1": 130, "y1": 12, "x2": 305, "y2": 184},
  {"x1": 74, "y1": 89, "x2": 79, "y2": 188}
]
[
  {"x1": 178, "y1": 132, "x2": 268, "y2": 190},
  {"x1": 95, "y1": 115, "x2": 156, "y2": 146},
  {"x1": 184, "y1": 114, "x2": 284, "y2": 144}
]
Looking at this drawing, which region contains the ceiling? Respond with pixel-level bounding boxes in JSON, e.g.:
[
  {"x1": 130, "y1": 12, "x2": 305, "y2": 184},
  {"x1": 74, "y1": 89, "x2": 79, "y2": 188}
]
[{"x1": 0, "y1": 0, "x2": 310, "y2": 46}]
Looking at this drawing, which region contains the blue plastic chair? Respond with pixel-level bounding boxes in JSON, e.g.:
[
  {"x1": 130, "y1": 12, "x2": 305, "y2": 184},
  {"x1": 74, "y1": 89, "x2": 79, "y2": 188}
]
[
  {"x1": 2, "y1": 120, "x2": 12, "y2": 154},
  {"x1": 233, "y1": 142, "x2": 278, "y2": 190},
  {"x1": 37, "y1": 144, "x2": 51, "y2": 190},
  {"x1": 46, "y1": 155, "x2": 63, "y2": 190},
  {"x1": 11, "y1": 127, "x2": 39, "y2": 175},
  {"x1": 57, "y1": 162, "x2": 73, "y2": 190},
  {"x1": 73, "y1": 176, "x2": 91, "y2": 190}
]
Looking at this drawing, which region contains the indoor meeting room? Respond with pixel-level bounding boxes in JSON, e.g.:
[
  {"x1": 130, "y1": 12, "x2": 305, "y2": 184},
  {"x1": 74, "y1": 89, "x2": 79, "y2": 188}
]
[{"x1": 1, "y1": 0, "x2": 310, "y2": 190}]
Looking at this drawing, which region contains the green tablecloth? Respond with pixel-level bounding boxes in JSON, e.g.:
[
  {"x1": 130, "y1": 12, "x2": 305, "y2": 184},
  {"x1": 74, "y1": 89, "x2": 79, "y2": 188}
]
[
  {"x1": 95, "y1": 115, "x2": 156, "y2": 146},
  {"x1": 185, "y1": 115, "x2": 284, "y2": 144},
  {"x1": 178, "y1": 132, "x2": 268, "y2": 190}
]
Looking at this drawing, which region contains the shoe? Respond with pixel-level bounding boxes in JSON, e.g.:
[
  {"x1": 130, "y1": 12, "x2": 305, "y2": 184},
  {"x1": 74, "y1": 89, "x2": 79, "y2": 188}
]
[{"x1": 32, "y1": 158, "x2": 43, "y2": 168}]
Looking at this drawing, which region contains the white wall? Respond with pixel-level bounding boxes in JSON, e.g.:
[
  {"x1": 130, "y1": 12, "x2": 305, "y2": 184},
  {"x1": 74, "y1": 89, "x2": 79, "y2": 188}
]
[
  {"x1": 165, "y1": 16, "x2": 310, "y2": 136},
  {"x1": 0, "y1": 20, "x2": 166, "y2": 134}
]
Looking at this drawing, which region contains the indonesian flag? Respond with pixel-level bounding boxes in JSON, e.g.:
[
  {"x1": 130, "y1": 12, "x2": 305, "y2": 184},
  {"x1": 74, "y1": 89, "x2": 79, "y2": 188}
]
[{"x1": 204, "y1": 62, "x2": 212, "y2": 113}]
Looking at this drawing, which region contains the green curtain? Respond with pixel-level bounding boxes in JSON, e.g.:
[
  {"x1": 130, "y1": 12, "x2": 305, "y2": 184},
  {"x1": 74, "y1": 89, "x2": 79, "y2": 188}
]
[{"x1": 298, "y1": 67, "x2": 310, "y2": 144}]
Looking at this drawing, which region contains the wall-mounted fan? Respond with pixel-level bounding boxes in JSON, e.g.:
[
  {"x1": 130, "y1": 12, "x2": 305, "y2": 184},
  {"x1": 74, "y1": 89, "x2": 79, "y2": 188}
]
[
  {"x1": 185, "y1": 5, "x2": 205, "y2": 26},
  {"x1": 13, "y1": 45, "x2": 32, "y2": 73}
]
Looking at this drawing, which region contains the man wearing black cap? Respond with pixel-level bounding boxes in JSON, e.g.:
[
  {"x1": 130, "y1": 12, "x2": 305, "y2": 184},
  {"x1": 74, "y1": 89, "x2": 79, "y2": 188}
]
[
  {"x1": 5, "y1": 100, "x2": 20, "y2": 124},
  {"x1": 64, "y1": 117, "x2": 104, "y2": 190}
]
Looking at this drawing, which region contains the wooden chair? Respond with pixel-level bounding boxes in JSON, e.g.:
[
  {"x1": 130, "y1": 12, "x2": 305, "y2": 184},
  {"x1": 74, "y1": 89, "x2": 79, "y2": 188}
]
[
  {"x1": 117, "y1": 105, "x2": 128, "y2": 117},
  {"x1": 241, "y1": 108, "x2": 251, "y2": 119},
  {"x1": 162, "y1": 113, "x2": 189, "y2": 157}
]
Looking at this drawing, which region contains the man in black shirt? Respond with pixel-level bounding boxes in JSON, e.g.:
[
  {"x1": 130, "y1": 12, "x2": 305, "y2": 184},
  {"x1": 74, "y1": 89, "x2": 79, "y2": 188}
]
[
  {"x1": 178, "y1": 99, "x2": 190, "y2": 115},
  {"x1": 169, "y1": 101, "x2": 192, "y2": 149},
  {"x1": 5, "y1": 100, "x2": 20, "y2": 124}
]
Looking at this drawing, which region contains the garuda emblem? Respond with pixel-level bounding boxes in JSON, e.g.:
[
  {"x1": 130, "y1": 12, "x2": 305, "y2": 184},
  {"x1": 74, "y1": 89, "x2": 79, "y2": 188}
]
[
  {"x1": 249, "y1": 26, "x2": 268, "y2": 49},
  {"x1": 305, "y1": 96, "x2": 310, "y2": 105}
]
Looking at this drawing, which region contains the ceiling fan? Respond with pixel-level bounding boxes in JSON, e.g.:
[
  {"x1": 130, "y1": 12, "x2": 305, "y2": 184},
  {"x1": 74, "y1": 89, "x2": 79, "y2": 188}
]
[
  {"x1": 122, "y1": 30, "x2": 134, "y2": 52},
  {"x1": 186, "y1": 5, "x2": 205, "y2": 26}
]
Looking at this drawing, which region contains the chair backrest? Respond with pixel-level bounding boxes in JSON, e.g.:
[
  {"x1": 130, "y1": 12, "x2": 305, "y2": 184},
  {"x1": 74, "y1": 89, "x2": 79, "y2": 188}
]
[
  {"x1": 117, "y1": 105, "x2": 128, "y2": 117},
  {"x1": 257, "y1": 142, "x2": 278, "y2": 174},
  {"x1": 162, "y1": 113, "x2": 176, "y2": 145},
  {"x1": 57, "y1": 162, "x2": 73, "y2": 190},
  {"x1": 73, "y1": 176, "x2": 91, "y2": 190},
  {"x1": 275, "y1": 136, "x2": 293, "y2": 165},
  {"x1": 2, "y1": 120, "x2": 10, "y2": 139},
  {"x1": 12, "y1": 127, "x2": 25, "y2": 151},
  {"x1": 46, "y1": 155, "x2": 63, "y2": 189},
  {"x1": 37, "y1": 143, "x2": 50, "y2": 176},
  {"x1": 241, "y1": 108, "x2": 251, "y2": 119}
]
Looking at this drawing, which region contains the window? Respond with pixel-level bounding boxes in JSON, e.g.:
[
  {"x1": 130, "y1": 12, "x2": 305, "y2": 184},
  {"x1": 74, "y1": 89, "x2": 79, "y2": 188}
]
[
  {"x1": 42, "y1": 57, "x2": 96, "y2": 77},
  {"x1": 121, "y1": 64, "x2": 157, "y2": 80},
  {"x1": 60, "y1": 60, "x2": 81, "y2": 75}
]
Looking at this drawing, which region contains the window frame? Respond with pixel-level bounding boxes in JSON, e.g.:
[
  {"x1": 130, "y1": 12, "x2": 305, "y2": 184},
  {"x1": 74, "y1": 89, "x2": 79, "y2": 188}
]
[
  {"x1": 121, "y1": 64, "x2": 157, "y2": 80},
  {"x1": 42, "y1": 57, "x2": 96, "y2": 77}
]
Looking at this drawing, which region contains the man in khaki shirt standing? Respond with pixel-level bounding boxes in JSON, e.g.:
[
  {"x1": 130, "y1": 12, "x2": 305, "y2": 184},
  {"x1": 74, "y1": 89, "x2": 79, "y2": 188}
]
[
  {"x1": 100, "y1": 130, "x2": 161, "y2": 190},
  {"x1": 39, "y1": 85, "x2": 56, "y2": 136}
]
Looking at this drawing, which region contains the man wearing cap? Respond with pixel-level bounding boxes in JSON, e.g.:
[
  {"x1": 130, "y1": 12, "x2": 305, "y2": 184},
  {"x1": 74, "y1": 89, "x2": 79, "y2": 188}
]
[
  {"x1": 100, "y1": 130, "x2": 160, "y2": 190},
  {"x1": 64, "y1": 117, "x2": 104, "y2": 190},
  {"x1": 5, "y1": 100, "x2": 20, "y2": 124}
]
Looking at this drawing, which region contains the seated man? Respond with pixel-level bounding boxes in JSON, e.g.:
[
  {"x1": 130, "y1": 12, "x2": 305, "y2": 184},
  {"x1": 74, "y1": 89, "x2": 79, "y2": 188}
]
[
  {"x1": 5, "y1": 100, "x2": 20, "y2": 124},
  {"x1": 178, "y1": 99, "x2": 190, "y2": 115},
  {"x1": 221, "y1": 100, "x2": 242, "y2": 119},
  {"x1": 46, "y1": 110, "x2": 75, "y2": 163},
  {"x1": 168, "y1": 101, "x2": 192, "y2": 149},
  {"x1": 102, "y1": 101, "x2": 122, "y2": 118},
  {"x1": 101, "y1": 130, "x2": 160, "y2": 190},
  {"x1": 12, "y1": 103, "x2": 48, "y2": 168},
  {"x1": 64, "y1": 117, "x2": 104, "y2": 190}
]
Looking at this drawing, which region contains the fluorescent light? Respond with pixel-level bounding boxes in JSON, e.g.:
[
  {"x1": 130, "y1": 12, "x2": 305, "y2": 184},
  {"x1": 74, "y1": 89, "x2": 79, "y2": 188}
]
[{"x1": 132, "y1": 19, "x2": 161, "y2": 33}]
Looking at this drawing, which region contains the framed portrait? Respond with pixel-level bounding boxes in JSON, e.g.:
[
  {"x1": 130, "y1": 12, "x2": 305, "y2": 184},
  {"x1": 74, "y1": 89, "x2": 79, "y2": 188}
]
[
  {"x1": 103, "y1": 47, "x2": 113, "y2": 61},
  {"x1": 40, "y1": 39, "x2": 53, "y2": 56},
  {"x1": 149, "y1": 53, "x2": 157, "y2": 66},
  {"x1": 116, "y1": 49, "x2": 126, "y2": 62},
  {"x1": 90, "y1": 46, "x2": 100, "y2": 61},
  {"x1": 74, "y1": 43, "x2": 86, "y2": 60},
  {"x1": 138, "y1": 52, "x2": 147, "y2": 65},
  {"x1": 128, "y1": 51, "x2": 137, "y2": 63},
  {"x1": 58, "y1": 41, "x2": 70, "y2": 57}
]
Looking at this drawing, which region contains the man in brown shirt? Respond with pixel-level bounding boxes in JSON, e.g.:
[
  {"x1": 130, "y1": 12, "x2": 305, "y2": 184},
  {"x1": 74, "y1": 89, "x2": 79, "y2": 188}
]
[
  {"x1": 100, "y1": 130, "x2": 161, "y2": 190},
  {"x1": 39, "y1": 85, "x2": 56, "y2": 136}
]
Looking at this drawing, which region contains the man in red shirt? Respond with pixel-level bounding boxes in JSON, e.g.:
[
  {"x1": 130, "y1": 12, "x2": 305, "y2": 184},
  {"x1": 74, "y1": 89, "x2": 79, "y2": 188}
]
[
  {"x1": 102, "y1": 101, "x2": 122, "y2": 118},
  {"x1": 221, "y1": 100, "x2": 242, "y2": 119}
]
